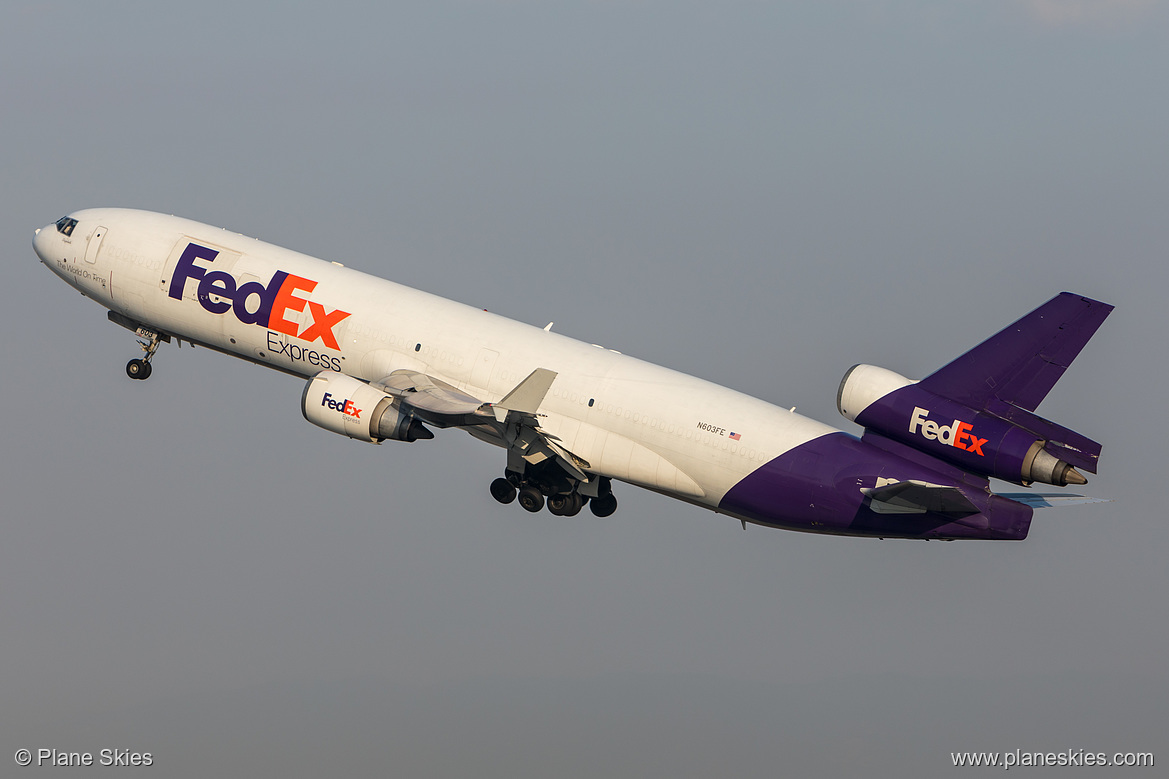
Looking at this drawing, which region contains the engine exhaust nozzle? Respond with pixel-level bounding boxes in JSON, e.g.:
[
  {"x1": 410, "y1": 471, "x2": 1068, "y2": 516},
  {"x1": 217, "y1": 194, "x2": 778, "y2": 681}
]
[{"x1": 1023, "y1": 441, "x2": 1087, "y2": 487}]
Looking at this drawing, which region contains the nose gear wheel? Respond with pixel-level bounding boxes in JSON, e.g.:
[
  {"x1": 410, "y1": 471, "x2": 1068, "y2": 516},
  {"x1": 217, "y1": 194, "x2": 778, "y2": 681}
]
[{"x1": 126, "y1": 327, "x2": 165, "y2": 381}]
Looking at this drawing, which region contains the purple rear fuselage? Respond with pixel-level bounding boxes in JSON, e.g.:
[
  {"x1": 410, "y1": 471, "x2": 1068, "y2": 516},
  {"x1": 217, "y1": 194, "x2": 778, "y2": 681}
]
[{"x1": 719, "y1": 432, "x2": 1033, "y2": 540}]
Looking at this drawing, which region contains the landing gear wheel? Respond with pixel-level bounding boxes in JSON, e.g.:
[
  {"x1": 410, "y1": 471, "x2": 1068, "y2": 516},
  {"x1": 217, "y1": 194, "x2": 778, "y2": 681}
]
[
  {"x1": 490, "y1": 477, "x2": 517, "y2": 505},
  {"x1": 517, "y1": 486, "x2": 545, "y2": 513},
  {"x1": 547, "y1": 493, "x2": 584, "y2": 517},
  {"x1": 589, "y1": 493, "x2": 617, "y2": 517},
  {"x1": 562, "y1": 493, "x2": 584, "y2": 517},
  {"x1": 126, "y1": 327, "x2": 165, "y2": 380},
  {"x1": 126, "y1": 359, "x2": 151, "y2": 380}
]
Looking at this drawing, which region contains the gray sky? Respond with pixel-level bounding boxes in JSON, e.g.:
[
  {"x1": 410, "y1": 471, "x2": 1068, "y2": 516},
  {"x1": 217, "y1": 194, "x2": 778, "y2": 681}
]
[{"x1": 2, "y1": 2, "x2": 1166, "y2": 776}]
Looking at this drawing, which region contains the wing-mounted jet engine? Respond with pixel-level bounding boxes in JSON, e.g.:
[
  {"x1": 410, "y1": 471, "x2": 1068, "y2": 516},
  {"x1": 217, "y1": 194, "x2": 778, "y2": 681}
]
[
  {"x1": 836, "y1": 292, "x2": 1113, "y2": 488},
  {"x1": 302, "y1": 371, "x2": 433, "y2": 443}
]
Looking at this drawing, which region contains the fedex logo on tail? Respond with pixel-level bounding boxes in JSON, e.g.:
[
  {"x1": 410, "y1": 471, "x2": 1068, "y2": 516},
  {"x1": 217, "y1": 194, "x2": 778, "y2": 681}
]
[
  {"x1": 168, "y1": 243, "x2": 350, "y2": 349},
  {"x1": 909, "y1": 407, "x2": 987, "y2": 456}
]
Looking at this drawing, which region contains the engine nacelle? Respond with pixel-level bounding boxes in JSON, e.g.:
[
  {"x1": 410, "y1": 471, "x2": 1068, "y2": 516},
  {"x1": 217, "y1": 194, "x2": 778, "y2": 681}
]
[
  {"x1": 301, "y1": 371, "x2": 433, "y2": 443},
  {"x1": 837, "y1": 364, "x2": 1088, "y2": 487},
  {"x1": 837, "y1": 364, "x2": 918, "y2": 423}
]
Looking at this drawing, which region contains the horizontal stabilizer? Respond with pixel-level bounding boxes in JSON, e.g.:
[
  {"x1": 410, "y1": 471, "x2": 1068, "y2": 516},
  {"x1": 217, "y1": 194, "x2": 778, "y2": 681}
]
[
  {"x1": 919, "y1": 292, "x2": 1113, "y2": 413},
  {"x1": 861, "y1": 480, "x2": 979, "y2": 516},
  {"x1": 998, "y1": 493, "x2": 1112, "y2": 509}
]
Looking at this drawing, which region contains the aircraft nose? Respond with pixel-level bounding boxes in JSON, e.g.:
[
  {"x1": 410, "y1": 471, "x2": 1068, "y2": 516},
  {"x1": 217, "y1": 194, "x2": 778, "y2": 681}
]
[{"x1": 33, "y1": 224, "x2": 55, "y2": 264}]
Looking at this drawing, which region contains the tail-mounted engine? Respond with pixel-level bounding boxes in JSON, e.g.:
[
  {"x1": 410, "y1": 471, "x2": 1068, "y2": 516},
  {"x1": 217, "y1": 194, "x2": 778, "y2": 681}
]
[
  {"x1": 301, "y1": 371, "x2": 432, "y2": 443},
  {"x1": 837, "y1": 364, "x2": 1098, "y2": 487}
]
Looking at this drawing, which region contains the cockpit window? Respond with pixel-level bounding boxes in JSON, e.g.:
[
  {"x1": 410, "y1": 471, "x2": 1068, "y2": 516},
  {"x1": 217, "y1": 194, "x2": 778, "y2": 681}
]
[{"x1": 55, "y1": 216, "x2": 78, "y2": 237}]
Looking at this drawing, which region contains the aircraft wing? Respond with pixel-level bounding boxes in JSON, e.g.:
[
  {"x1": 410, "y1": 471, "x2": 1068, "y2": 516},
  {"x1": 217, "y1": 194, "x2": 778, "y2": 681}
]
[
  {"x1": 372, "y1": 368, "x2": 591, "y2": 482},
  {"x1": 372, "y1": 370, "x2": 491, "y2": 427}
]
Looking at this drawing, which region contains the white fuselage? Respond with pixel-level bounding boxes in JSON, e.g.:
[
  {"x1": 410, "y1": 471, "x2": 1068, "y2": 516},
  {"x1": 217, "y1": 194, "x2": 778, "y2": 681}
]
[{"x1": 36, "y1": 208, "x2": 841, "y2": 517}]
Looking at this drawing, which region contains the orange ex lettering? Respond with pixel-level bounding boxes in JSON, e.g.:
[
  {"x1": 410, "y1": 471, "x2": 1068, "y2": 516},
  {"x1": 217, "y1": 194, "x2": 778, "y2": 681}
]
[
  {"x1": 269, "y1": 274, "x2": 316, "y2": 337},
  {"x1": 954, "y1": 421, "x2": 988, "y2": 456},
  {"x1": 299, "y1": 301, "x2": 350, "y2": 350}
]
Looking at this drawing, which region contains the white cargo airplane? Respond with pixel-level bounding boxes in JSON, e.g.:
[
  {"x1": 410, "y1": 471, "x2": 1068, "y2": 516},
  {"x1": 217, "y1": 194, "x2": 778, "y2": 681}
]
[{"x1": 35, "y1": 209, "x2": 1112, "y2": 539}]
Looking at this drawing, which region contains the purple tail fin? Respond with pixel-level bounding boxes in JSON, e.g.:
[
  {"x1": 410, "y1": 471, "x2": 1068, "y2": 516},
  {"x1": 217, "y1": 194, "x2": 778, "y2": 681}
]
[
  {"x1": 918, "y1": 292, "x2": 1113, "y2": 413},
  {"x1": 910, "y1": 291, "x2": 1113, "y2": 475}
]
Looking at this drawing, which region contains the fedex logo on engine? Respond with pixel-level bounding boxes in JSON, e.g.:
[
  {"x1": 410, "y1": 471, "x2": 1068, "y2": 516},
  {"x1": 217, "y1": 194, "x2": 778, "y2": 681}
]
[
  {"x1": 168, "y1": 243, "x2": 350, "y2": 349},
  {"x1": 321, "y1": 392, "x2": 361, "y2": 419},
  {"x1": 909, "y1": 407, "x2": 987, "y2": 456}
]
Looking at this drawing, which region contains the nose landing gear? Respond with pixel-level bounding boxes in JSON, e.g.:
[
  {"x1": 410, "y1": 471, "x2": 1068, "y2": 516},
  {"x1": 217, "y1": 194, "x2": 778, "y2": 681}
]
[
  {"x1": 126, "y1": 358, "x2": 152, "y2": 380},
  {"x1": 125, "y1": 327, "x2": 166, "y2": 380}
]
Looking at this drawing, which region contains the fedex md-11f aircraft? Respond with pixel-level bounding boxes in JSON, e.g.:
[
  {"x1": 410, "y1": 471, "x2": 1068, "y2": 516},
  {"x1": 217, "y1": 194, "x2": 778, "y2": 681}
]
[{"x1": 35, "y1": 209, "x2": 1113, "y2": 540}]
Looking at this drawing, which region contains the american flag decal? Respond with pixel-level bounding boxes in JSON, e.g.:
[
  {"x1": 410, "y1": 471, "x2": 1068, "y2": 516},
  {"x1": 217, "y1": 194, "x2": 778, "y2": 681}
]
[{"x1": 729, "y1": 432, "x2": 741, "y2": 440}]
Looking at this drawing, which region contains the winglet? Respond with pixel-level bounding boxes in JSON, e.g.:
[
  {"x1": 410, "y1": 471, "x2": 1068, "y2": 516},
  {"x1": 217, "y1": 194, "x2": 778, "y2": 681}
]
[{"x1": 495, "y1": 368, "x2": 558, "y2": 416}]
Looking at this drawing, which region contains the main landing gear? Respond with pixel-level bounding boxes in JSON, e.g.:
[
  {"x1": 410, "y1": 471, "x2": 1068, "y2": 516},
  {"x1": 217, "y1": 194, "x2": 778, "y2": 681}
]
[
  {"x1": 489, "y1": 471, "x2": 618, "y2": 518},
  {"x1": 126, "y1": 328, "x2": 165, "y2": 380}
]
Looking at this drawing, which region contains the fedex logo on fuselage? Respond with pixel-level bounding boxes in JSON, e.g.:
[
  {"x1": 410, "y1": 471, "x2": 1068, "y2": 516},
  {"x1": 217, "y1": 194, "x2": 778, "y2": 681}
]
[
  {"x1": 909, "y1": 407, "x2": 987, "y2": 456},
  {"x1": 168, "y1": 243, "x2": 350, "y2": 350},
  {"x1": 321, "y1": 392, "x2": 361, "y2": 419}
]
